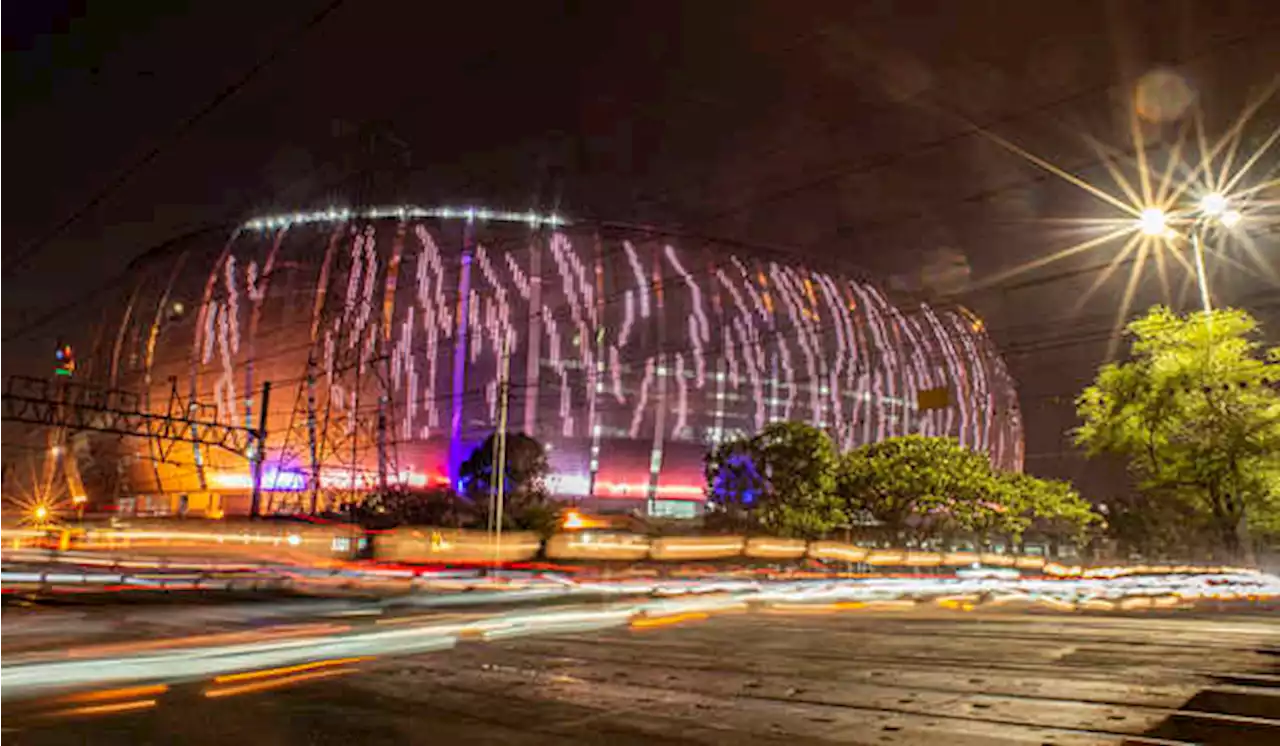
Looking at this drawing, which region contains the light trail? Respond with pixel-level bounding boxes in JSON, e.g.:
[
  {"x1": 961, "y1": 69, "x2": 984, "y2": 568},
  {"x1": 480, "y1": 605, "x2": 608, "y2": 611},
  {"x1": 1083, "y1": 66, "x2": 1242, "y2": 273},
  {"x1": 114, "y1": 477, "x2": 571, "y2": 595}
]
[
  {"x1": 2, "y1": 570, "x2": 1276, "y2": 702},
  {"x1": 212, "y1": 656, "x2": 373, "y2": 684},
  {"x1": 54, "y1": 684, "x2": 169, "y2": 704},
  {"x1": 44, "y1": 698, "x2": 159, "y2": 718},
  {"x1": 631, "y1": 611, "x2": 711, "y2": 629},
  {"x1": 204, "y1": 666, "x2": 358, "y2": 699}
]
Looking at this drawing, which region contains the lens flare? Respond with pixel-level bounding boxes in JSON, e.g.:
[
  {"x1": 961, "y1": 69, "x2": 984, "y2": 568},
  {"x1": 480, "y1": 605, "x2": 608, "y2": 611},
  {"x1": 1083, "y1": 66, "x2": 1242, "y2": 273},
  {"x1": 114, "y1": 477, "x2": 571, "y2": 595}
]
[
  {"x1": 1138, "y1": 208, "x2": 1167, "y2": 236},
  {"x1": 1199, "y1": 192, "x2": 1228, "y2": 216},
  {"x1": 969, "y1": 78, "x2": 1280, "y2": 355}
]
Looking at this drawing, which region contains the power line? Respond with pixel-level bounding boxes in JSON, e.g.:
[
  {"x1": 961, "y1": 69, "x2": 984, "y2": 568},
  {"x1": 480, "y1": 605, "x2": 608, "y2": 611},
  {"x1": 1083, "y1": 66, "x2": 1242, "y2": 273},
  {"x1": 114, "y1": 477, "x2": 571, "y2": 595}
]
[
  {"x1": 676, "y1": 24, "x2": 1279, "y2": 229},
  {"x1": 2, "y1": 223, "x2": 229, "y2": 344},
  {"x1": 2, "y1": 0, "x2": 347, "y2": 277},
  {"x1": 10, "y1": 11, "x2": 1276, "y2": 342},
  {"x1": 17, "y1": 19, "x2": 1280, "y2": 353},
  {"x1": 107, "y1": 216, "x2": 1280, "y2": 409}
]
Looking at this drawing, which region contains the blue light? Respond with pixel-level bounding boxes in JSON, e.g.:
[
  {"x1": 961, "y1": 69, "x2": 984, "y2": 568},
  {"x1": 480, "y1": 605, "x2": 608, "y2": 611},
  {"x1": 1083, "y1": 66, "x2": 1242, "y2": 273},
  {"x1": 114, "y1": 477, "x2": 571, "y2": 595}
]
[
  {"x1": 710, "y1": 451, "x2": 764, "y2": 508},
  {"x1": 264, "y1": 467, "x2": 307, "y2": 492}
]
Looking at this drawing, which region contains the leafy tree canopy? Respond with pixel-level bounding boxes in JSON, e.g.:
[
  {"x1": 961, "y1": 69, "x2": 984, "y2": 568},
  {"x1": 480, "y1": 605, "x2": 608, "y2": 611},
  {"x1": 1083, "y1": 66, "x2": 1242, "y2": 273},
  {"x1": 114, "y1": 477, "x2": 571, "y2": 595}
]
[
  {"x1": 997, "y1": 472, "x2": 1099, "y2": 542},
  {"x1": 1100, "y1": 492, "x2": 1217, "y2": 560},
  {"x1": 705, "y1": 421, "x2": 845, "y2": 538},
  {"x1": 459, "y1": 432, "x2": 549, "y2": 501},
  {"x1": 459, "y1": 432, "x2": 556, "y2": 535},
  {"x1": 353, "y1": 486, "x2": 469, "y2": 529},
  {"x1": 1075, "y1": 306, "x2": 1280, "y2": 559},
  {"x1": 837, "y1": 435, "x2": 1008, "y2": 543}
]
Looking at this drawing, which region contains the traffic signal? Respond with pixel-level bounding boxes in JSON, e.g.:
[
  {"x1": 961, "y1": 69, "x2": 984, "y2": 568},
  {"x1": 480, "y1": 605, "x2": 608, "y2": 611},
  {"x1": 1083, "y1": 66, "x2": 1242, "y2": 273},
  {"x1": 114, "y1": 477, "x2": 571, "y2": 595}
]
[{"x1": 54, "y1": 343, "x2": 75, "y2": 377}]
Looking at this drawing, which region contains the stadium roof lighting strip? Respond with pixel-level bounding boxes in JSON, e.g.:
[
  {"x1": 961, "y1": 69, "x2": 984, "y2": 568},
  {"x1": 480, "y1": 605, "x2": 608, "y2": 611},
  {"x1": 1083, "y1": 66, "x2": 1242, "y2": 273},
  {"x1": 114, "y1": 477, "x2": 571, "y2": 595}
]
[{"x1": 242, "y1": 206, "x2": 568, "y2": 231}]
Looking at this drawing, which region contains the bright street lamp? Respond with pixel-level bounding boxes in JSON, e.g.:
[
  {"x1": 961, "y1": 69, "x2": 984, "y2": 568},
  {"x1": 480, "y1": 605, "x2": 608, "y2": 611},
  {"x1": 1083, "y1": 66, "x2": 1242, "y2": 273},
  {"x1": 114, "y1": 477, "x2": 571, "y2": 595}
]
[
  {"x1": 1135, "y1": 193, "x2": 1245, "y2": 316},
  {"x1": 1198, "y1": 192, "x2": 1228, "y2": 216},
  {"x1": 1184, "y1": 192, "x2": 1245, "y2": 315},
  {"x1": 1138, "y1": 208, "x2": 1167, "y2": 236}
]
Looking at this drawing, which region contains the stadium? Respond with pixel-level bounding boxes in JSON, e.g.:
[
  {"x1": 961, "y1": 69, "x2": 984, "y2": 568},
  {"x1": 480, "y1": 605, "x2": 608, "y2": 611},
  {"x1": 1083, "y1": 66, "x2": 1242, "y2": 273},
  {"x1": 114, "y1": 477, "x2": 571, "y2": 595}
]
[{"x1": 93, "y1": 206, "x2": 1023, "y2": 518}]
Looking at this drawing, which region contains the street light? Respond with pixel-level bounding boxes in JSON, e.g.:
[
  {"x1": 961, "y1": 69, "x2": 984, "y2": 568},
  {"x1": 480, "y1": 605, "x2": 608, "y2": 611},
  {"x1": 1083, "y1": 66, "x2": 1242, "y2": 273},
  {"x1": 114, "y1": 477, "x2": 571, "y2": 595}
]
[
  {"x1": 1138, "y1": 208, "x2": 1167, "y2": 236},
  {"x1": 1184, "y1": 192, "x2": 1244, "y2": 315},
  {"x1": 1135, "y1": 193, "x2": 1244, "y2": 316},
  {"x1": 1198, "y1": 192, "x2": 1228, "y2": 217}
]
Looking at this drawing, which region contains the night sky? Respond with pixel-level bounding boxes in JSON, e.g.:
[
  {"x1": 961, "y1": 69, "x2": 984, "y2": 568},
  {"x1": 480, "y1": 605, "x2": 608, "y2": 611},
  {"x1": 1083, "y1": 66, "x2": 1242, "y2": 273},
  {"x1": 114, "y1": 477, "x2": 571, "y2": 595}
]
[{"x1": 5, "y1": 0, "x2": 1278, "y2": 498}]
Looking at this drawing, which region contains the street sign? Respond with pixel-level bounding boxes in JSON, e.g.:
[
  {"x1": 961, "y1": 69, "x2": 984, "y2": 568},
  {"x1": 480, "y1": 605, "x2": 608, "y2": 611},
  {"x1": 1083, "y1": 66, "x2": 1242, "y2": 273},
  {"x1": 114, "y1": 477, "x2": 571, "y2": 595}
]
[{"x1": 916, "y1": 386, "x2": 950, "y2": 411}]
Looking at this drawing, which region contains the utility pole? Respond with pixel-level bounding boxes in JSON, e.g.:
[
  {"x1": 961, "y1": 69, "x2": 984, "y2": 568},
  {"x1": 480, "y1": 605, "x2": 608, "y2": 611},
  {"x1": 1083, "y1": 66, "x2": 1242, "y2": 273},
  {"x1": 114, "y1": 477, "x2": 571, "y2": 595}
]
[
  {"x1": 249, "y1": 381, "x2": 272, "y2": 519},
  {"x1": 350, "y1": 355, "x2": 363, "y2": 508},
  {"x1": 305, "y1": 357, "x2": 321, "y2": 514},
  {"x1": 376, "y1": 393, "x2": 389, "y2": 493},
  {"x1": 492, "y1": 332, "x2": 512, "y2": 568},
  {"x1": 43, "y1": 431, "x2": 63, "y2": 522}
]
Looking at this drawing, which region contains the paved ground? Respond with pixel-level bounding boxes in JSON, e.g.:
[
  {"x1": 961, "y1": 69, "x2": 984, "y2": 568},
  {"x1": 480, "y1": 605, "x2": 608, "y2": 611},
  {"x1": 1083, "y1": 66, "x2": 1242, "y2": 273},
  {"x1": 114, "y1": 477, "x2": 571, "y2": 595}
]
[{"x1": 4, "y1": 610, "x2": 1278, "y2": 745}]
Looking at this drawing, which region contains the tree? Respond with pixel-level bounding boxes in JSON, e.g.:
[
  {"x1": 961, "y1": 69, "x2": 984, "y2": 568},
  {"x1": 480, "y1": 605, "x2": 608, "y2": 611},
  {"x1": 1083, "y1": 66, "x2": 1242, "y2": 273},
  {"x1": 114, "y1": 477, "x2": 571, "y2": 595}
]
[
  {"x1": 703, "y1": 438, "x2": 766, "y2": 532},
  {"x1": 1099, "y1": 492, "x2": 1216, "y2": 560},
  {"x1": 459, "y1": 432, "x2": 557, "y2": 536},
  {"x1": 353, "y1": 486, "x2": 469, "y2": 529},
  {"x1": 837, "y1": 435, "x2": 1008, "y2": 546},
  {"x1": 705, "y1": 422, "x2": 845, "y2": 538},
  {"x1": 1075, "y1": 306, "x2": 1280, "y2": 560},
  {"x1": 997, "y1": 472, "x2": 1099, "y2": 545}
]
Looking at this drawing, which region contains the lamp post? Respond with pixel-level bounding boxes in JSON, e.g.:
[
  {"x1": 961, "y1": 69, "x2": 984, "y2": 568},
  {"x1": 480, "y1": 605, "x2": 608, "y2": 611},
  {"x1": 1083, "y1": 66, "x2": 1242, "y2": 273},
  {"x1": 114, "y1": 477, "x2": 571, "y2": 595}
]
[
  {"x1": 1189, "y1": 192, "x2": 1247, "y2": 315},
  {"x1": 1136, "y1": 192, "x2": 1244, "y2": 316}
]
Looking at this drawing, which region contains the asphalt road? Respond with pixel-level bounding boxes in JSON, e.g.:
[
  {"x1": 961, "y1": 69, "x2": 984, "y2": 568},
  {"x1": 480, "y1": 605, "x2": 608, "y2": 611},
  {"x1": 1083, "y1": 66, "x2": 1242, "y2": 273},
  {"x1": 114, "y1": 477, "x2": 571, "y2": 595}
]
[{"x1": 5, "y1": 609, "x2": 1278, "y2": 745}]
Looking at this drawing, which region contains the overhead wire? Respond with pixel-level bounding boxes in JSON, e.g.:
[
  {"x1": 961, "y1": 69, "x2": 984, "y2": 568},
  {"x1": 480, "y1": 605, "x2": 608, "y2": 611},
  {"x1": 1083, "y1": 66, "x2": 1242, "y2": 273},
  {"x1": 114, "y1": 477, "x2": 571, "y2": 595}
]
[
  {"x1": 15, "y1": 7, "x2": 1280, "y2": 455},
  {"x1": 9, "y1": 19, "x2": 1276, "y2": 350},
  {"x1": 15, "y1": 11, "x2": 1280, "y2": 496},
  {"x1": 674, "y1": 24, "x2": 1280, "y2": 229},
  {"x1": 126, "y1": 219, "x2": 1280, "y2": 404},
  {"x1": 22, "y1": 281, "x2": 1274, "y2": 496},
  {"x1": 2, "y1": 0, "x2": 349, "y2": 277},
  {"x1": 82, "y1": 227, "x2": 1025, "y2": 485}
]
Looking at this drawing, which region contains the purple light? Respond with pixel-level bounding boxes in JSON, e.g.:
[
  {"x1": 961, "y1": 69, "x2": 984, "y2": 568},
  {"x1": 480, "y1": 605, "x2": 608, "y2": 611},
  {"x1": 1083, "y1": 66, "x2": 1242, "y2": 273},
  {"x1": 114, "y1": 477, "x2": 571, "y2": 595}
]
[
  {"x1": 169, "y1": 213, "x2": 1021, "y2": 516},
  {"x1": 266, "y1": 468, "x2": 308, "y2": 492}
]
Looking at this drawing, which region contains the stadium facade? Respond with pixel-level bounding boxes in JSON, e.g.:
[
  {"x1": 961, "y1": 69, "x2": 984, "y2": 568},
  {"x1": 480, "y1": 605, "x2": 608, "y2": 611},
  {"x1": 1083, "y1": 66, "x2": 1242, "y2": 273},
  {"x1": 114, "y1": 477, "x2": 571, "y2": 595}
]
[{"x1": 97, "y1": 207, "x2": 1023, "y2": 518}]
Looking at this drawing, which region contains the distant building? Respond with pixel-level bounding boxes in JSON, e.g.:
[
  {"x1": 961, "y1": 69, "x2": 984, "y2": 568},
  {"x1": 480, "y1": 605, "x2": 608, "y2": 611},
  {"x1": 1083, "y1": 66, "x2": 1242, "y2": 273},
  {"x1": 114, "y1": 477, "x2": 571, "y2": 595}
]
[{"x1": 95, "y1": 207, "x2": 1022, "y2": 517}]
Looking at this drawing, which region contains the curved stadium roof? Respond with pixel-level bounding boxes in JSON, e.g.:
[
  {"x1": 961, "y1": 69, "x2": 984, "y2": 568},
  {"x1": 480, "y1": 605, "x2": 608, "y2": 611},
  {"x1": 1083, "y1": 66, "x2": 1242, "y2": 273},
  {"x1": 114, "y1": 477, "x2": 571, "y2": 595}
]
[{"x1": 99, "y1": 206, "x2": 1023, "y2": 514}]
